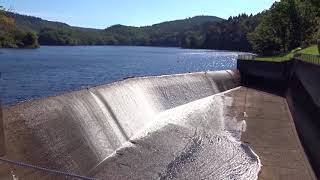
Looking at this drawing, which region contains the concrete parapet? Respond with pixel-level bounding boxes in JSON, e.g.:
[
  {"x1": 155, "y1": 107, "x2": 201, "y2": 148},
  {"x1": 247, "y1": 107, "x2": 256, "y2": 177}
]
[{"x1": 237, "y1": 60, "x2": 293, "y2": 95}]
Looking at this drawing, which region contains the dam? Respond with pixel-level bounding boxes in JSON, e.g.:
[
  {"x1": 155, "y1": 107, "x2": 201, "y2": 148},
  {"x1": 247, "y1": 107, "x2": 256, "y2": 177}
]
[{"x1": 0, "y1": 67, "x2": 317, "y2": 179}]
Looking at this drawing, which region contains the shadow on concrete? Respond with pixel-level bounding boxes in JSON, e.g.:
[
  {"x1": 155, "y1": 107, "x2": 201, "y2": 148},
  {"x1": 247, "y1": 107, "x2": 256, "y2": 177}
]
[
  {"x1": 237, "y1": 60, "x2": 293, "y2": 96},
  {"x1": 240, "y1": 74, "x2": 287, "y2": 96},
  {"x1": 286, "y1": 74, "x2": 320, "y2": 177}
]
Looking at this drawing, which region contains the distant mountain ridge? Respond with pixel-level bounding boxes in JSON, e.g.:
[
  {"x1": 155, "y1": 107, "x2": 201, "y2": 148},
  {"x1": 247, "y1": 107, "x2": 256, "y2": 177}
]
[
  {"x1": 146, "y1": 16, "x2": 224, "y2": 31},
  {"x1": 6, "y1": 12, "x2": 224, "y2": 47},
  {"x1": 8, "y1": 12, "x2": 223, "y2": 32},
  {"x1": 2, "y1": 11, "x2": 262, "y2": 52},
  {"x1": 2, "y1": 0, "x2": 319, "y2": 55},
  {"x1": 7, "y1": 12, "x2": 71, "y2": 32}
]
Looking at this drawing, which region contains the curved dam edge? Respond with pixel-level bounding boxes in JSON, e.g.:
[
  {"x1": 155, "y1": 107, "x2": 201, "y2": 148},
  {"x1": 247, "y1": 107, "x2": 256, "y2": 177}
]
[
  {"x1": 2, "y1": 70, "x2": 245, "y2": 179},
  {"x1": 90, "y1": 88, "x2": 261, "y2": 179}
]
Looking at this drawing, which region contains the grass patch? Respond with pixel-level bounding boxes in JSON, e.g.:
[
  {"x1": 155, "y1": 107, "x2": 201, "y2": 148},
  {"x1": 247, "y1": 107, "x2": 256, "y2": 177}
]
[
  {"x1": 299, "y1": 45, "x2": 319, "y2": 55},
  {"x1": 255, "y1": 51, "x2": 294, "y2": 62},
  {"x1": 252, "y1": 45, "x2": 318, "y2": 62}
]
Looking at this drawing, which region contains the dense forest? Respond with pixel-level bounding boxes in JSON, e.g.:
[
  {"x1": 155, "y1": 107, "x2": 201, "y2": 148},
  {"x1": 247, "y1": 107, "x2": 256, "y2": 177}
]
[
  {"x1": 247, "y1": 0, "x2": 320, "y2": 55},
  {"x1": 7, "y1": 13, "x2": 223, "y2": 47},
  {"x1": 183, "y1": 0, "x2": 319, "y2": 55},
  {"x1": 0, "y1": 0, "x2": 319, "y2": 55},
  {"x1": 181, "y1": 13, "x2": 265, "y2": 51}
]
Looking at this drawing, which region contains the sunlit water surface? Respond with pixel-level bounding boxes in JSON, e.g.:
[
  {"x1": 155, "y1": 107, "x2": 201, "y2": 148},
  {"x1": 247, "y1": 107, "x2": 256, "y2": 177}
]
[{"x1": 0, "y1": 46, "x2": 242, "y2": 105}]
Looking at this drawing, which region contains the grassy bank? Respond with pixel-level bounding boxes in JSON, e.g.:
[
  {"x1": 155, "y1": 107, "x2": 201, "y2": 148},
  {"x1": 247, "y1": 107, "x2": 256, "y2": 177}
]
[
  {"x1": 255, "y1": 53, "x2": 294, "y2": 62},
  {"x1": 253, "y1": 45, "x2": 319, "y2": 62},
  {"x1": 299, "y1": 45, "x2": 319, "y2": 55}
]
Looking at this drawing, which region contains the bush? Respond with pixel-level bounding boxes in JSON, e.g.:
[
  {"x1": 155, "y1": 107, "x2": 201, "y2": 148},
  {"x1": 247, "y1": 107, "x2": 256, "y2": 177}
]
[
  {"x1": 0, "y1": 12, "x2": 39, "y2": 48},
  {"x1": 22, "y1": 32, "x2": 39, "y2": 48}
]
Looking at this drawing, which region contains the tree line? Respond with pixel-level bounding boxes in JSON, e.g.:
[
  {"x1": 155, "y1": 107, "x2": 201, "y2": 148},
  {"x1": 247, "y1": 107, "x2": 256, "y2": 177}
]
[
  {"x1": 182, "y1": 0, "x2": 319, "y2": 55},
  {"x1": 248, "y1": 0, "x2": 320, "y2": 55},
  {"x1": 6, "y1": 13, "x2": 223, "y2": 47},
  {"x1": 1, "y1": 0, "x2": 319, "y2": 55}
]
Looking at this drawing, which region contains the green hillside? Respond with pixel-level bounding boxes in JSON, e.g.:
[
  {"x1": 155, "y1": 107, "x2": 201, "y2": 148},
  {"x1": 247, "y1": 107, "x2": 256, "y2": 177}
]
[
  {"x1": 150, "y1": 16, "x2": 223, "y2": 32},
  {"x1": 5, "y1": 13, "x2": 223, "y2": 47},
  {"x1": 1, "y1": 0, "x2": 319, "y2": 53}
]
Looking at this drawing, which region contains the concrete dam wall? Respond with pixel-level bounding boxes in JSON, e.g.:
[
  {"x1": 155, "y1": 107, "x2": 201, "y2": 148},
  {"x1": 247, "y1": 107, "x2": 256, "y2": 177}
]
[
  {"x1": 1, "y1": 70, "x2": 263, "y2": 179},
  {"x1": 238, "y1": 59, "x2": 320, "y2": 178},
  {"x1": 237, "y1": 60, "x2": 293, "y2": 95},
  {"x1": 286, "y1": 60, "x2": 320, "y2": 177}
]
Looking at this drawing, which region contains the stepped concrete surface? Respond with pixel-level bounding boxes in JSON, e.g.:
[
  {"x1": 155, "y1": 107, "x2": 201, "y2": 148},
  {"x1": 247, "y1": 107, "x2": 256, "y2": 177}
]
[{"x1": 0, "y1": 70, "x2": 316, "y2": 179}]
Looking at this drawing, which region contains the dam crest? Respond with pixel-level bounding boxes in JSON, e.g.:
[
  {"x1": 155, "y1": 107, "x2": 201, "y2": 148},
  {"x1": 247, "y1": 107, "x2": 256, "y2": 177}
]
[{"x1": 1, "y1": 70, "x2": 263, "y2": 179}]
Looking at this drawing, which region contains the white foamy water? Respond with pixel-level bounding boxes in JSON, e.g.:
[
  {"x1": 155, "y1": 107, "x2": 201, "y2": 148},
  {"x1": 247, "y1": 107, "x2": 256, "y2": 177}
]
[{"x1": 97, "y1": 90, "x2": 261, "y2": 180}]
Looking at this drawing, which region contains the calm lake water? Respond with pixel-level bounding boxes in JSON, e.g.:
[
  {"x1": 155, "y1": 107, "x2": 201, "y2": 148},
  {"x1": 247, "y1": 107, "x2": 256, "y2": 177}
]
[{"x1": 0, "y1": 46, "x2": 241, "y2": 105}]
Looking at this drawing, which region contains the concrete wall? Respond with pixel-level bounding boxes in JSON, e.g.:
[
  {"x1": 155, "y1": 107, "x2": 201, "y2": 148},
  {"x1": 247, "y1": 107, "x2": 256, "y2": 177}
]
[
  {"x1": 286, "y1": 60, "x2": 320, "y2": 177},
  {"x1": 2, "y1": 70, "x2": 240, "y2": 179},
  {"x1": 237, "y1": 60, "x2": 293, "y2": 95},
  {"x1": 238, "y1": 59, "x2": 320, "y2": 177}
]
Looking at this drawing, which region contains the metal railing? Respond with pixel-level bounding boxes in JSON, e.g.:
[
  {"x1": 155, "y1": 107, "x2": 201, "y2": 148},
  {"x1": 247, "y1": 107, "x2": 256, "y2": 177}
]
[
  {"x1": 238, "y1": 53, "x2": 320, "y2": 65},
  {"x1": 295, "y1": 53, "x2": 320, "y2": 65},
  {"x1": 0, "y1": 157, "x2": 95, "y2": 179}
]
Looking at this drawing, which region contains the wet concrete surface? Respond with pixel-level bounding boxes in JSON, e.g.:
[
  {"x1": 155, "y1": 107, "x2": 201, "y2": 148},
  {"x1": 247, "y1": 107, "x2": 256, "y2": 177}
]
[{"x1": 225, "y1": 87, "x2": 316, "y2": 180}]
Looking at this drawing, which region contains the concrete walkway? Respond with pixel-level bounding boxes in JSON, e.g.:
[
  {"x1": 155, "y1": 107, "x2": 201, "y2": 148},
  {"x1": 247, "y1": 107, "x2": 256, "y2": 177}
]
[{"x1": 224, "y1": 87, "x2": 316, "y2": 180}]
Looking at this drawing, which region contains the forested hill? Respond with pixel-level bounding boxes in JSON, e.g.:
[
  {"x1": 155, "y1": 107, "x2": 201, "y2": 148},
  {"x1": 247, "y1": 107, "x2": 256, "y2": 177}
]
[
  {"x1": 6, "y1": 12, "x2": 224, "y2": 47},
  {"x1": 149, "y1": 16, "x2": 224, "y2": 32},
  {"x1": 2, "y1": 0, "x2": 319, "y2": 55},
  {"x1": 7, "y1": 12, "x2": 71, "y2": 32}
]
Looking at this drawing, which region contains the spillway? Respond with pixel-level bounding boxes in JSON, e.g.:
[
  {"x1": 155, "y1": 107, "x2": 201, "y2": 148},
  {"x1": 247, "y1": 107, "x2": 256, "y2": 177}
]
[{"x1": 1, "y1": 70, "x2": 261, "y2": 179}]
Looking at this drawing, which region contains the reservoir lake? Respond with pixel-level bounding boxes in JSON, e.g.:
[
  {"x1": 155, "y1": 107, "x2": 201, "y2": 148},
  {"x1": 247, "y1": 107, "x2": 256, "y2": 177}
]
[{"x1": 0, "y1": 46, "x2": 241, "y2": 105}]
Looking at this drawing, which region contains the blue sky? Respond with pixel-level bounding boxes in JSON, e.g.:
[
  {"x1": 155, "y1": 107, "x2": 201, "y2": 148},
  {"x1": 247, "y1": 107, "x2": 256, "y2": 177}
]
[{"x1": 2, "y1": 0, "x2": 277, "y2": 29}]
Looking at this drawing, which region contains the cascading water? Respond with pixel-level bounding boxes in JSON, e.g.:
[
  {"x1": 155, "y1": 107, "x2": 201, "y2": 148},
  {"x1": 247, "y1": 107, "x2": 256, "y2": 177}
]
[{"x1": 2, "y1": 70, "x2": 261, "y2": 179}]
